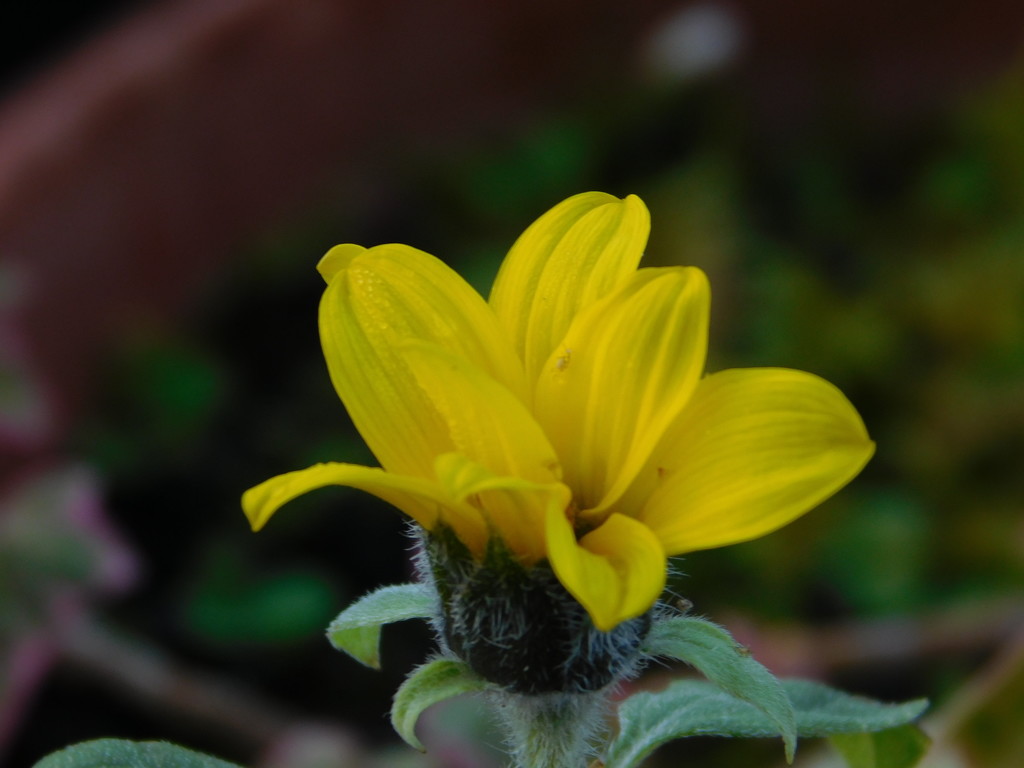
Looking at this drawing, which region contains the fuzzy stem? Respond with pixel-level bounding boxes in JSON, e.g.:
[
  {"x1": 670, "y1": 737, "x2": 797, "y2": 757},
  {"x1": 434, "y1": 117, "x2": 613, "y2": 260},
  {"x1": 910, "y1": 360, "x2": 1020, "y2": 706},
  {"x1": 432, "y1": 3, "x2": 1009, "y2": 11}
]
[{"x1": 493, "y1": 690, "x2": 608, "y2": 768}]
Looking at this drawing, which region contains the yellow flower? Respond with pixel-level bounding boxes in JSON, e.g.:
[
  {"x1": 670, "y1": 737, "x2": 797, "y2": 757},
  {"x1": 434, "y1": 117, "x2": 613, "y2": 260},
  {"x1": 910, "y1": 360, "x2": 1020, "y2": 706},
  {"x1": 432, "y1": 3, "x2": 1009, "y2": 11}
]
[{"x1": 242, "y1": 192, "x2": 874, "y2": 632}]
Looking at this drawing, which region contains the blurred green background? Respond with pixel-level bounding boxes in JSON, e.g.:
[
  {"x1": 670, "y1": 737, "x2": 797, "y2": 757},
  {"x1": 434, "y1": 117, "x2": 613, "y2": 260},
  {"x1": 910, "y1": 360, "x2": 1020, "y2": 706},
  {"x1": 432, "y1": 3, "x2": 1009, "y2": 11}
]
[{"x1": 3, "y1": 1, "x2": 1023, "y2": 766}]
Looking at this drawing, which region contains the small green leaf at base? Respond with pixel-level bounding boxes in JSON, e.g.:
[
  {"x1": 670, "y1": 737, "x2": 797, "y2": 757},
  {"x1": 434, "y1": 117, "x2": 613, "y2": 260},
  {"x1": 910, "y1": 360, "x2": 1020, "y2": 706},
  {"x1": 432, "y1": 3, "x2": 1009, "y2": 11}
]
[
  {"x1": 605, "y1": 678, "x2": 928, "y2": 768},
  {"x1": 327, "y1": 582, "x2": 435, "y2": 668},
  {"x1": 32, "y1": 739, "x2": 243, "y2": 768},
  {"x1": 391, "y1": 658, "x2": 493, "y2": 751},
  {"x1": 643, "y1": 615, "x2": 797, "y2": 760},
  {"x1": 830, "y1": 724, "x2": 932, "y2": 768}
]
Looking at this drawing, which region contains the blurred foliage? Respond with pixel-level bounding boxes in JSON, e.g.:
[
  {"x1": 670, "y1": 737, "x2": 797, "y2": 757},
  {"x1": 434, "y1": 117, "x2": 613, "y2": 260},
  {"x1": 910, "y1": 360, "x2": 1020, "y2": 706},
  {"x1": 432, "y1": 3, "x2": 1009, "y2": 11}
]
[
  {"x1": 182, "y1": 545, "x2": 338, "y2": 647},
  {"x1": 0, "y1": 467, "x2": 133, "y2": 634},
  {"x1": 923, "y1": 637, "x2": 1024, "y2": 768},
  {"x1": 830, "y1": 724, "x2": 932, "y2": 768}
]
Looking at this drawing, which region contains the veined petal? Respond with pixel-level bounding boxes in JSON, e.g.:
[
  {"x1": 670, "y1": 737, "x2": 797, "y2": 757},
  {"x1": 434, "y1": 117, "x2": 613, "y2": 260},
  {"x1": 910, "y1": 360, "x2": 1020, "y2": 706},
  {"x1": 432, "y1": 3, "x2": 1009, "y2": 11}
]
[
  {"x1": 639, "y1": 368, "x2": 875, "y2": 554},
  {"x1": 435, "y1": 452, "x2": 571, "y2": 564},
  {"x1": 489, "y1": 192, "x2": 650, "y2": 383},
  {"x1": 319, "y1": 244, "x2": 524, "y2": 478},
  {"x1": 546, "y1": 509, "x2": 666, "y2": 632},
  {"x1": 403, "y1": 341, "x2": 561, "y2": 484},
  {"x1": 242, "y1": 463, "x2": 488, "y2": 554},
  {"x1": 534, "y1": 267, "x2": 710, "y2": 517}
]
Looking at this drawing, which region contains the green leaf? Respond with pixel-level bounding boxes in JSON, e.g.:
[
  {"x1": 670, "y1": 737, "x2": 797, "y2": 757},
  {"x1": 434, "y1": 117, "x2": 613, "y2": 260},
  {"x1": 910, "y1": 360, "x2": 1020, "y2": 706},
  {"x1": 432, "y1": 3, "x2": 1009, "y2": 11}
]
[
  {"x1": 830, "y1": 724, "x2": 932, "y2": 768},
  {"x1": 326, "y1": 582, "x2": 435, "y2": 668},
  {"x1": 32, "y1": 738, "x2": 242, "y2": 768},
  {"x1": 605, "y1": 678, "x2": 928, "y2": 768},
  {"x1": 643, "y1": 615, "x2": 798, "y2": 760},
  {"x1": 607, "y1": 679, "x2": 783, "y2": 768},
  {"x1": 390, "y1": 658, "x2": 492, "y2": 751},
  {"x1": 784, "y1": 680, "x2": 928, "y2": 737}
]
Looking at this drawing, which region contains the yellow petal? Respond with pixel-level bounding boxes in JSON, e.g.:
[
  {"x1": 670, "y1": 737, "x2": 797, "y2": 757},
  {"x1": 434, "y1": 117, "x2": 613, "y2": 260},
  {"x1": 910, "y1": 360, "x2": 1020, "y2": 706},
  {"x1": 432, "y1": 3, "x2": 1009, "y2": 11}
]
[
  {"x1": 534, "y1": 267, "x2": 710, "y2": 516},
  {"x1": 435, "y1": 452, "x2": 571, "y2": 564},
  {"x1": 403, "y1": 341, "x2": 561, "y2": 484},
  {"x1": 546, "y1": 509, "x2": 666, "y2": 632},
  {"x1": 638, "y1": 368, "x2": 875, "y2": 554},
  {"x1": 242, "y1": 462, "x2": 488, "y2": 556},
  {"x1": 319, "y1": 244, "x2": 525, "y2": 478},
  {"x1": 317, "y1": 243, "x2": 366, "y2": 282},
  {"x1": 489, "y1": 192, "x2": 650, "y2": 383}
]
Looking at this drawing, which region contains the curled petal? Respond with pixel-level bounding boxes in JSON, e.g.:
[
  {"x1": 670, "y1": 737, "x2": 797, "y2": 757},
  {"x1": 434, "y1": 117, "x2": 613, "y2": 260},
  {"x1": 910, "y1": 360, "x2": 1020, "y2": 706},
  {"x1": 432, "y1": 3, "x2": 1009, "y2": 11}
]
[
  {"x1": 639, "y1": 368, "x2": 875, "y2": 554},
  {"x1": 535, "y1": 267, "x2": 710, "y2": 516},
  {"x1": 242, "y1": 463, "x2": 487, "y2": 556},
  {"x1": 317, "y1": 243, "x2": 366, "y2": 282},
  {"x1": 489, "y1": 192, "x2": 650, "y2": 383},
  {"x1": 546, "y1": 509, "x2": 666, "y2": 632},
  {"x1": 435, "y1": 452, "x2": 571, "y2": 564},
  {"x1": 319, "y1": 244, "x2": 524, "y2": 478}
]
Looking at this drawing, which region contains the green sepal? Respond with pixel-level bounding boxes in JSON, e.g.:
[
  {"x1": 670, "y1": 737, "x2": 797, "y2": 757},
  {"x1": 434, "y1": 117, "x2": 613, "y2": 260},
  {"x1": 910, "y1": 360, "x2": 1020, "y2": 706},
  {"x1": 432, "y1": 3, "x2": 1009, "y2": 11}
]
[
  {"x1": 31, "y1": 738, "x2": 242, "y2": 768},
  {"x1": 643, "y1": 615, "x2": 798, "y2": 760},
  {"x1": 390, "y1": 658, "x2": 492, "y2": 751},
  {"x1": 605, "y1": 678, "x2": 928, "y2": 768},
  {"x1": 830, "y1": 724, "x2": 932, "y2": 768},
  {"x1": 326, "y1": 582, "x2": 435, "y2": 669}
]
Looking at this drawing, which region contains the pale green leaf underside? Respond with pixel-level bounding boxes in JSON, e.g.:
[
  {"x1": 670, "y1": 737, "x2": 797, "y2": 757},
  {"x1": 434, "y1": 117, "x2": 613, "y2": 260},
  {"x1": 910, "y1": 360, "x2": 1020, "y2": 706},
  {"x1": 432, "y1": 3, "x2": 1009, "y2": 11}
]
[
  {"x1": 605, "y1": 678, "x2": 928, "y2": 768},
  {"x1": 327, "y1": 582, "x2": 436, "y2": 668},
  {"x1": 643, "y1": 615, "x2": 798, "y2": 760},
  {"x1": 830, "y1": 724, "x2": 932, "y2": 768},
  {"x1": 391, "y1": 658, "x2": 492, "y2": 751},
  {"x1": 32, "y1": 739, "x2": 242, "y2": 768}
]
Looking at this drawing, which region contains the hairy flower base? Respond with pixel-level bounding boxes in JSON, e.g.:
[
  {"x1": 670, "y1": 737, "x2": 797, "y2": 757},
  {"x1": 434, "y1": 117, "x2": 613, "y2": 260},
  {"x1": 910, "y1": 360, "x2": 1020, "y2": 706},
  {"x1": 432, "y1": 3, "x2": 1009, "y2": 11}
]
[
  {"x1": 489, "y1": 688, "x2": 610, "y2": 768},
  {"x1": 424, "y1": 527, "x2": 651, "y2": 695}
]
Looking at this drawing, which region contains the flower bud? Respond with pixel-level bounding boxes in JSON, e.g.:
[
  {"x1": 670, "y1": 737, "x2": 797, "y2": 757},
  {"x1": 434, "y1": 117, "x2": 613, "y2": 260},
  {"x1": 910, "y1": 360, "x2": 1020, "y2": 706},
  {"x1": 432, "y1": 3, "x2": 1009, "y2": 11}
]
[{"x1": 424, "y1": 527, "x2": 651, "y2": 695}]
